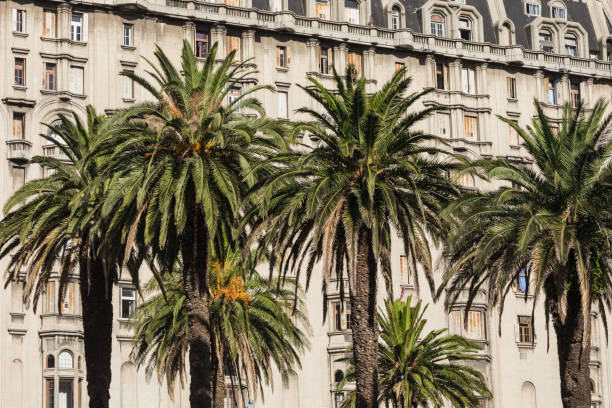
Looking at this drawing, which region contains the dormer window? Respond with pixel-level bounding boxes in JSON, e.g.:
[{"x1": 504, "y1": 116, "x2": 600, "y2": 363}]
[
  {"x1": 525, "y1": 2, "x2": 540, "y2": 17},
  {"x1": 430, "y1": 13, "x2": 445, "y2": 37},
  {"x1": 539, "y1": 31, "x2": 554, "y2": 53},
  {"x1": 315, "y1": 0, "x2": 330, "y2": 19},
  {"x1": 552, "y1": 6, "x2": 566, "y2": 19},
  {"x1": 564, "y1": 35, "x2": 577, "y2": 56},
  {"x1": 459, "y1": 18, "x2": 471, "y2": 40},
  {"x1": 391, "y1": 6, "x2": 401, "y2": 30},
  {"x1": 344, "y1": 0, "x2": 359, "y2": 24}
]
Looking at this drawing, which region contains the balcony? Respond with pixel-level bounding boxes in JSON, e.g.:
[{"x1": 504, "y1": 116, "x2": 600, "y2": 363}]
[
  {"x1": 43, "y1": 144, "x2": 69, "y2": 161},
  {"x1": 6, "y1": 139, "x2": 32, "y2": 163}
]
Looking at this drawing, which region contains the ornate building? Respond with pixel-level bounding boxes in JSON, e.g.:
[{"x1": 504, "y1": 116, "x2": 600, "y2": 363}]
[{"x1": 1, "y1": 0, "x2": 612, "y2": 407}]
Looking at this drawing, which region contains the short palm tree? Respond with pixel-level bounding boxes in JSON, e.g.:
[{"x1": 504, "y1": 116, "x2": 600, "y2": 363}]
[
  {"x1": 99, "y1": 40, "x2": 282, "y2": 406},
  {"x1": 130, "y1": 250, "x2": 309, "y2": 408},
  {"x1": 338, "y1": 297, "x2": 491, "y2": 408},
  {"x1": 258, "y1": 67, "x2": 460, "y2": 408},
  {"x1": 0, "y1": 107, "x2": 122, "y2": 408},
  {"x1": 440, "y1": 100, "x2": 612, "y2": 408}
]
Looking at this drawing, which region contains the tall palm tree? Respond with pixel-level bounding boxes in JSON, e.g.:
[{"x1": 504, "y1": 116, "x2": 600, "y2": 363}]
[
  {"x1": 99, "y1": 40, "x2": 283, "y2": 406},
  {"x1": 338, "y1": 297, "x2": 491, "y2": 408},
  {"x1": 129, "y1": 250, "x2": 309, "y2": 408},
  {"x1": 258, "y1": 67, "x2": 460, "y2": 408},
  {"x1": 440, "y1": 100, "x2": 612, "y2": 408},
  {"x1": 0, "y1": 106, "x2": 122, "y2": 408}
]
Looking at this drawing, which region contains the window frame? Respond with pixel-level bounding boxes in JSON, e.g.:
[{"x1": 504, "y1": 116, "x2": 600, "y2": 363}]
[
  {"x1": 458, "y1": 18, "x2": 472, "y2": 41},
  {"x1": 14, "y1": 9, "x2": 27, "y2": 33},
  {"x1": 43, "y1": 10, "x2": 57, "y2": 38},
  {"x1": 195, "y1": 31, "x2": 209, "y2": 58},
  {"x1": 319, "y1": 46, "x2": 330, "y2": 74},
  {"x1": 564, "y1": 35, "x2": 578, "y2": 56},
  {"x1": 14, "y1": 57, "x2": 26, "y2": 86},
  {"x1": 525, "y1": 2, "x2": 540, "y2": 17},
  {"x1": 44, "y1": 62, "x2": 57, "y2": 91},
  {"x1": 120, "y1": 287, "x2": 136, "y2": 319},
  {"x1": 518, "y1": 316, "x2": 534, "y2": 345},
  {"x1": 58, "y1": 350, "x2": 74, "y2": 369},
  {"x1": 344, "y1": 0, "x2": 360, "y2": 24},
  {"x1": 390, "y1": 6, "x2": 401, "y2": 30},
  {"x1": 461, "y1": 66, "x2": 476, "y2": 94},
  {"x1": 123, "y1": 23, "x2": 134, "y2": 47},
  {"x1": 450, "y1": 309, "x2": 486, "y2": 340},
  {"x1": 552, "y1": 6, "x2": 566, "y2": 19},
  {"x1": 12, "y1": 112, "x2": 25, "y2": 139},
  {"x1": 70, "y1": 13, "x2": 83, "y2": 42},
  {"x1": 507, "y1": 77, "x2": 517, "y2": 100},
  {"x1": 570, "y1": 82, "x2": 580, "y2": 108},
  {"x1": 430, "y1": 13, "x2": 445, "y2": 37},
  {"x1": 277, "y1": 46, "x2": 288, "y2": 68},
  {"x1": 277, "y1": 90, "x2": 288, "y2": 119},
  {"x1": 347, "y1": 51, "x2": 363, "y2": 76}
]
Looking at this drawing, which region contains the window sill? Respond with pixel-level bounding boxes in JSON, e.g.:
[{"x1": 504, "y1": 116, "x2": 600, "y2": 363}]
[
  {"x1": 276, "y1": 66, "x2": 290, "y2": 72},
  {"x1": 121, "y1": 44, "x2": 136, "y2": 50},
  {"x1": 40, "y1": 89, "x2": 59, "y2": 95},
  {"x1": 509, "y1": 144, "x2": 521, "y2": 150},
  {"x1": 507, "y1": 98, "x2": 518, "y2": 103},
  {"x1": 12, "y1": 31, "x2": 28, "y2": 38},
  {"x1": 122, "y1": 98, "x2": 136, "y2": 103},
  {"x1": 12, "y1": 85, "x2": 27, "y2": 91},
  {"x1": 117, "y1": 317, "x2": 133, "y2": 323},
  {"x1": 517, "y1": 342, "x2": 536, "y2": 349}
]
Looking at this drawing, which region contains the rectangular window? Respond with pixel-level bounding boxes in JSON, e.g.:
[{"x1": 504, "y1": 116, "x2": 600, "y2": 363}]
[
  {"x1": 395, "y1": 61, "x2": 405, "y2": 73},
  {"x1": 525, "y1": 3, "x2": 540, "y2": 16},
  {"x1": 514, "y1": 268, "x2": 527, "y2": 293},
  {"x1": 43, "y1": 10, "x2": 57, "y2": 37},
  {"x1": 123, "y1": 71, "x2": 134, "y2": 100},
  {"x1": 12, "y1": 166, "x2": 26, "y2": 191},
  {"x1": 507, "y1": 77, "x2": 517, "y2": 99},
  {"x1": 315, "y1": 0, "x2": 330, "y2": 19},
  {"x1": 226, "y1": 35, "x2": 241, "y2": 60},
  {"x1": 450, "y1": 309, "x2": 485, "y2": 340},
  {"x1": 46, "y1": 281, "x2": 56, "y2": 314},
  {"x1": 464, "y1": 115, "x2": 478, "y2": 141},
  {"x1": 518, "y1": 316, "x2": 533, "y2": 344},
  {"x1": 71, "y1": 14, "x2": 83, "y2": 41},
  {"x1": 123, "y1": 23, "x2": 134, "y2": 46},
  {"x1": 46, "y1": 378, "x2": 55, "y2": 408},
  {"x1": 61, "y1": 282, "x2": 75, "y2": 314},
  {"x1": 12, "y1": 112, "x2": 25, "y2": 139},
  {"x1": 461, "y1": 67, "x2": 476, "y2": 94},
  {"x1": 399, "y1": 255, "x2": 410, "y2": 284},
  {"x1": 228, "y1": 87, "x2": 242, "y2": 111},
  {"x1": 570, "y1": 83, "x2": 580, "y2": 108},
  {"x1": 278, "y1": 91, "x2": 288, "y2": 118},
  {"x1": 509, "y1": 120, "x2": 520, "y2": 145},
  {"x1": 78, "y1": 379, "x2": 82, "y2": 408},
  {"x1": 345, "y1": 0, "x2": 359, "y2": 24},
  {"x1": 539, "y1": 32, "x2": 554, "y2": 52},
  {"x1": 121, "y1": 288, "x2": 136, "y2": 318},
  {"x1": 437, "y1": 112, "x2": 451, "y2": 137},
  {"x1": 565, "y1": 37, "x2": 577, "y2": 56},
  {"x1": 70, "y1": 66, "x2": 84, "y2": 94},
  {"x1": 347, "y1": 51, "x2": 362, "y2": 76},
  {"x1": 225, "y1": 0, "x2": 240, "y2": 5},
  {"x1": 331, "y1": 301, "x2": 351, "y2": 331},
  {"x1": 544, "y1": 77, "x2": 559, "y2": 105},
  {"x1": 277, "y1": 46, "x2": 288, "y2": 68},
  {"x1": 195, "y1": 32, "x2": 209, "y2": 58},
  {"x1": 14, "y1": 58, "x2": 25, "y2": 86},
  {"x1": 319, "y1": 47, "x2": 330, "y2": 74},
  {"x1": 552, "y1": 7, "x2": 566, "y2": 19},
  {"x1": 459, "y1": 18, "x2": 471, "y2": 41},
  {"x1": 44, "y1": 63, "x2": 56, "y2": 90},
  {"x1": 13, "y1": 9, "x2": 27, "y2": 33},
  {"x1": 59, "y1": 380, "x2": 74, "y2": 408},
  {"x1": 435, "y1": 62, "x2": 448, "y2": 90}
]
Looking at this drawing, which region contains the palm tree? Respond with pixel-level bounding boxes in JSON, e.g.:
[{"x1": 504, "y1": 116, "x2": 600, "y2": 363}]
[
  {"x1": 99, "y1": 40, "x2": 283, "y2": 406},
  {"x1": 0, "y1": 106, "x2": 122, "y2": 408},
  {"x1": 257, "y1": 67, "x2": 460, "y2": 408},
  {"x1": 338, "y1": 297, "x2": 491, "y2": 408},
  {"x1": 129, "y1": 250, "x2": 309, "y2": 408},
  {"x1": 440, "y1": 100, "x2": 612, "y2": 408}
]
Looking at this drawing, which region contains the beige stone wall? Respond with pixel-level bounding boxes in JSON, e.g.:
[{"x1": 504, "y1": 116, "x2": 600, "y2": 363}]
[{"x1": 1, "y1": 1, "x2": 612, "y2": 407}]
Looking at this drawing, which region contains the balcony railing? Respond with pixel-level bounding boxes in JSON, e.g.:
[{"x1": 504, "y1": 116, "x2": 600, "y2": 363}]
[
  {"x1": 43, "y1": 144, "x2": 69, "y2": 161},
  {"x1": 6, "y1": 139, "x2": 32, "y2": 163}
]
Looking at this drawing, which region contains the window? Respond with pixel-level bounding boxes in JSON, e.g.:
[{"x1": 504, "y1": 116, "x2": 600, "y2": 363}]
[
  {"x1": 515, "y1": 268, "x2": 527, "y2": 293},
  {"x1": 452, "y1": 170, "x2": 475, "y2": 188},
  {"x1": 224, "y1": 387, "x2": 239, "y2": 408},
  {"x1": 59, "y1": 379, "x2": 74, "y2": 408},
  {"x1": 46, "y1": 379, "x2": 55, "y2": 408},
  {"x1": 228, "y1": 87, "x2": 242, "y2": 111},
  {"x1": 70, "y1": 66, "x2": 84, "y2": 94},
  {"x1": 61, "y1": 282, "x2": 76, "y2": 314},
  {"x1": 509, "y1": 120, "x2": 520, "y2": 145},
  {"x1": 430, "y1": 13, "x2": 445, "y2": 37},
  {"x1": 391, "y1": 6, "x2": 401, "y2": 30},
  {"x1": 589, "y1": 51, "x2": 599, "y2": 60},
  {"x1": 44, "y1": 63, "x2": 56, "y2": 90},
  {"x1": 12, "y1": 167, "x2": 26, "y2": 191},
  {"x1": 459, "y1": 18, "x2": 471, "y2": 41},
  {"x1": 461, "y1": 67, "x2": 476, "y2": 94},
  {"x1": 590, "y1": 379, "x2": 596, "y2": 393},
  {"x1": 507, "y1": 77, "x2": 517, "y2": 99},
  {"x1": 12, "y1": 112, "x2": 25, "y2": 139},
  {"x1": 435, "y1": 62, "x2": 449, "y2": 90},
  {"x1": 58, "y1": 350, "x2": 73, "y2": 369},
  {"x1": 123, "y1": 71, "x2": 134, "y2": 100},
  {"x1": 123, "y1": 23, "x2": 134, "y2": 46},
  {"x1": 565, "y1": 36, "x2": 577, "y2": 56},
  {"x1": 331, "y1": 301, "x2": 351, "y2": 331},
  {"x1": 13, "y1": 9, "x2": 26, "y2": 33},
  {"x1": 591, "y1": 316, "x2": 598, "y2": 348},
  {"x1": 437, "y1": 112, "x2": 451, "y2": 137},
  {"x1": 78, "y1": 356, "x2": 82, "y2": 370},
  {"x1": 46, "y1": 281, "x2": 56, "y2": 314},
  {"x1": 570, "y1": 83, "x2": 580, "y2": 108},
  {"x1": 335, "y1": 393, "x2": 345, "y2": 408},
  {"x1": 525, "y1": 2, "x2": 540, "y2": 16},
  {"x1": 450, "y1": 309, "x2": 485, "y2": 339},
  {"x1": 315, "y1": 0, "x2": 330, "y2": 19},
  {"x1": 347, "y1": 51, "x2": 362, "y2": 76},
  {"x1": 399, "y1": 255, "x2": 410, "y2": 284},
  {"x1": 278, "y1": 91, "x2": 288, "y2": 118},
  {"x1": 195, "y1": 32, "x2": 209, "y2": 58},
  {"x1": 226, "y1": 35, "x2": 241, "y2": 60},
  {"x1": 78, "y1": 379, "x2": 82, "y2": 408},
  {"x1": 539, "y1": 31, "x2": 554, "y2": 52},
  {"x1": 47, "y1": 355, "x2": 55, "y2": 368},
  {"x1": 344, "y1": 0, "x2": 359, "y2": 24},
  {"x1": 544, "y1": 77, "x2": 560, "y2": 105},
  {"x1": 277, "y1": 46, "x2": 288, "y2": 68},
  {"x1": 334, "y1": 370, "x2": 344, "y2": 383},
  {"x1": 225, "y1": 0, "x2": 240, "y2": 5},
  {"x1": 43, "y1": 10, "x2": 57, "y2": 37},
  {"x1": 14, "y1": 58, "x2": 25, "y2": 86},
  {"x1": 121, "y1": 288, "x2": 136, "y2": 318},
  {"x1": 71, "y1": 14, "x2": 83, "y2": 41},
  {"x1": 518, "y1": 316, "x2": 533, "y2": 345},
  {"x1": 319, "y1": 47, "x2": 331, "y2": 74},
  {"x1": 395, "y1": 62, "x2": 405, "y2": 73},
  {"x1": 464, "y1": 115, "x2": 478, "y2": 140},
  {"x1": 270, "y1": 0, "x2": 282, "y2": 11},
  {"x1": 552, "y1": 6, "x2": 566, "y2": 19}
]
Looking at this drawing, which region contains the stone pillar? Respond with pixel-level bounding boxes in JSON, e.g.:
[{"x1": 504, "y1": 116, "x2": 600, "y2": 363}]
[
  {"x1": 306, "y1": 38, "x2": 320, "y2": 73},
  {"x1": 478, "y1": 63, "x2": 488, "y2": 95},
  {"x1": 183, "y1": 21, "x2": 196, "y2": 48},
  {"x1": 363, "y1": 47, "x2": 375, "y2": 81},
  {"x1": 211, "y1": 25, "x2": 227, "y2": 59},
  {"x1": 58, "y1": 3, "x2": 71, "y2": 39},
  {"x1": 241, "y1": 29, "x2": 255, "y2": 63},
  {"x1": 534, "y1": 70, "x2": 544, "y2": 102},
  {"x1": 449, "y1": 59, "x2": 462, "y2": 92},
  {"x1": 425, "y1": 54, "x2": 435, "y2": 88},
  {"x1": 560, "y1": 73, "x2": 570, "y2": 105},
  {"x1": 335, "y1": 43, "x2": 348, "y2": 74},
  {"x1": 584, "y1": 77, "x2": 594, "y2": 107}
]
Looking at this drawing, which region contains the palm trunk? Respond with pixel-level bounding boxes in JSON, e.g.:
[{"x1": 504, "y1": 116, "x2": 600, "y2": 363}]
[
  {"x1": 350, "y1": 226, "x2": 379, "y2": 408},
  {"x1": 548, "y1": 282, "x2": 591, "y2": 408},
  {"x1": 181, "y1": 205, "x2": 213, "y2": 408},
  {"x1": 212, "y1": 336, "x2": 226, "y2": 408},
  {"x1": 79, "y1": 255, "x2": 113, "y2": 408}
]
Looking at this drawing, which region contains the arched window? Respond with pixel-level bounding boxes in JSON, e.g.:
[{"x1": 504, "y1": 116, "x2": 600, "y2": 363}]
[
  {"x1": 58, "y1": 350, "x2": 73, "y2": 369},
  {"x1": 47, "y1": 355, "x2": 55, "y2": 368},
  {"x1": 539, "y1": 30, "x2": 554, "y2": 52},
  {"x1": 521, "y1": 381, "x2": 537, "y2": 408},
  {"x1": 430, "y1": 13, "x2": 445, "y2": 37},
  {"x1": 344, "y1": 0, "x2": 359, "y2": 24},
  {"x1": 334, "y1": 370, "x2": 344, "y2": 383},
  {"x1": 564, "y1": 34, "x2": 577, "y2": 56},
  {"x1": 516, "y1": 268, "x2": 527, "y2": 293},
  {"x1": 391, "y1": 6, "x2": 401, "y2": 30},
  {"x1": 590, "y1": 379, "x2": 596, "y2": 393},
  {"x1": 47, "y1": 119, "x2": 64, "y2": 144}
]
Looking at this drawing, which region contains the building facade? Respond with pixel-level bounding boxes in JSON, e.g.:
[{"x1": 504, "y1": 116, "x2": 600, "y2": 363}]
[{"x1": 1, "y1": 0, "x2": 612, "y2": 407}]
